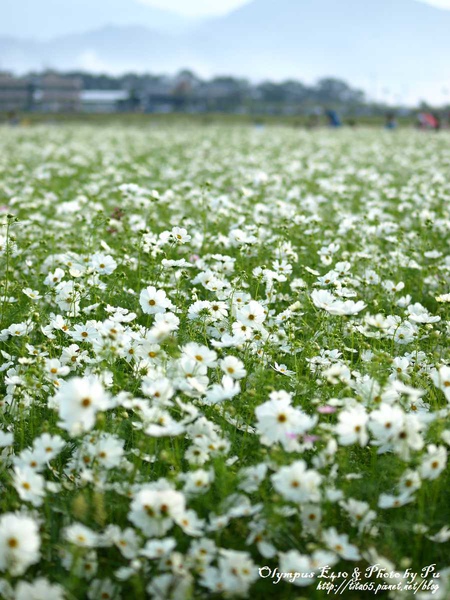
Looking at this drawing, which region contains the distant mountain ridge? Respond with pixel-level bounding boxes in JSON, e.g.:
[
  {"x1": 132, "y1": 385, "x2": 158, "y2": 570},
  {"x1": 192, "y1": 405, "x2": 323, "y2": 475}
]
[
  {"x1": 1, "y1": 0, "x2": 450, "y2": 103},
  {"x1": 0, "y1": 0, "x2": 193, "y2": 39}
]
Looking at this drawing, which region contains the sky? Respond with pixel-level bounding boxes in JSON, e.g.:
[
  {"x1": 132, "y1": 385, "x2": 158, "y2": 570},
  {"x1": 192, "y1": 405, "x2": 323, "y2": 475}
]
[
  {"x1": 138, "y1": 0, "x2": 450, "y2": 17},
  {"x1": 137, "y1": 0, "x2": 252, "y2": 17},
  {"x1": 421, "y1": 0, "x2": 450, "y2": 7}
]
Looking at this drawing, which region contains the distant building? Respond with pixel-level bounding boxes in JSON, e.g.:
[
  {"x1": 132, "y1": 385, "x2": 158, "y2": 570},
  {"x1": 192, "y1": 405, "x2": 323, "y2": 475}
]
[
  {"x1": 202, "y1": 79, "x2": 249, "y2": 112},
  {"x1": 141, "y1": 78, "x2": 177, "y2": 113},
  {"x1": 140, "y1": 72, "x2": 209, "y2": 113},
  {"x1": 0, "y1": 73, "x2": 31, "y2": 112},
  {"x1": 34, "y1": 75, "x2": 82, "y2": 112},
  {"x1": 1, "y1": 69, "x2": 377, "y2": 117},
  {"x1": 81, "y1": 90, "x2": 129, "y2": 113}
]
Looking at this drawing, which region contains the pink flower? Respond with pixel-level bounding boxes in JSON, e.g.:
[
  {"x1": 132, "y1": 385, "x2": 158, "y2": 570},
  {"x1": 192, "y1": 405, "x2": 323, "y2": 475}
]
[
  {"x1": 303, "y1": 435, "x2": 320, "y2": 444},
  {"x1": 318, "y1": 405, "x2": 337, "y2": 414}
]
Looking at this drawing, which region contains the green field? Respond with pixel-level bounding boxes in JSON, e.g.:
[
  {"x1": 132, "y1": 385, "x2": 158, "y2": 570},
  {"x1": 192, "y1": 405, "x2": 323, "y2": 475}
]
[
  {"x1": 0, "y1": 111, "x2": 416, "y2": 129},
  {"x1": 0, "y1": 124, "x2": 449, "y2": 599}
]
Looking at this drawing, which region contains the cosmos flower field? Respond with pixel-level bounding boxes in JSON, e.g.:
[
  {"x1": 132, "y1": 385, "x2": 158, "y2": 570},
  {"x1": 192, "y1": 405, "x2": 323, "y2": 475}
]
[{"x1": 0, "y1": 124, "x2": 449, "y2": 599}]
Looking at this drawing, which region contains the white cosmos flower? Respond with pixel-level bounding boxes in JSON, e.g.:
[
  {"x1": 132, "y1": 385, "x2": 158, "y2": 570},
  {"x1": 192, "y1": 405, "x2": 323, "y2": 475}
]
[
  {"x1": 398, "y1": 470, "x2": 422, "y2": 494},
  {"x1": 45, "y1": 358, "x2": 70, "y2": 380},
  {"x1": 229, "y1": 228, "x2": 257, "y2": 247},
  {"x1": 311, "y1": 289, "x2": 366, "y2": 316},
  {"x1": 383, "y1": 280, "x2": 405, "y2": 293},
  {"x1": 174, "y1": 356, "x2": 209, "y2": 395},
  {"x1": 70, "y1": 322, "x2": 100, "y2": 343},
  {"x1": 87, "y1": 579, "x2": 120, "y2": 600},
  {"x1": 220, "y1": 356, "x2": 246, "y2": 379},
  {"x1": 64, "y1": 523, "x2": 99, "y2": 548},
  {"x1": 171, "y1": 226, "x2": 191, "y2": 244},
  {"x1": 105, "y1": 526, "x2": 140, "y2": 559},
  {"x1": 231, "y1": 320, "x2": 253, "y2": 340},
  {"x1": 300, "y1": 504, "x2": 322, "y2": 533},
  {"x1": 335, "y1": 405, "x2": 369, "y2": 446},
  {"x1": 90, "y1": 252, "x2": 117, "y2": 275},
  {"x1": 142, "y1": 376, "x2": 174, "y2": 405},
  {"x1": 146, "y1": 320, "x2": 173, "y2": 343},
  {"x1": 419, "y1": 445, "x2": 447, "y2": 480},
  {"x1": 324, "y1": 363, "x2": 351, "y2": 384},
  {"x1": 427, "y1": 526, "x2": 450, "y2": 543},
  {"x1": 23, "y1": 288, "x2": 42, "y2": 301},
  {"x1": 0, "y1": 431, "x2": 14, "y2": 447},
  {"x1": 54, "y1": 376, "x2": 112, "y2": 435},
  {"x1": 211, "y1": 332, "x2": 247, "y2": 348},
  {"x1": 391, "y1": 321, "x2": 418, "y2": 344},
  {"x1": 209, "y1": 301, "x2": 228, "y2": 320},
  {"x1": 182, "y1": 469, "x2": 213, "y2": 495},
  {"x1": 272, "y1": 362, "x2": 295, "y2": 377},
  {"x1": 311, "y1": 289, "x2": 337, "y2": 310},
  {"x1": 407, "y1": 302, "x2": 440, "y2": 324},
  {"x1": 140, "y1": 537, "x2": 177, "y2": 559},
  {"x1": 278, "y1": 551, "x2": 316, "y2": 586},
  {"x1": 90, "y1": 435, "x2": 125, "y2": 469},
  {"x1": 13, "y1": 467, "x2": 45, "y2": 507},
  {"x1": 430, "y1": 366, "x2": 450, "y2": 402},
  {"x1": 15, "y1": 578, "x2": 65, "y2": 600},
  {"x1": 55, "y1": 280, "x2": 81, "y2": 314},
  {"x1": 255, "y1": 395, "x2": 317, "y2": 451},
  {"x1": 32, "y1": 433, "x2": 65, "y2": 461},
  {"x1": 326, "y1": 298, "x2": 366, "y2": 316},
  {"x1": 129, "y1": 489, "x2": 186, "y2": 537},
  {"x1": 340, "y1": 499, "x2": 375, "y2": 531},
  {"x1": 8, "y1": 322, "x2": 29, "y2": 337},
  {"x1": 271, "y1": 460, "x2": 322, "y2": 503},
  {"x1": 0, "y1": 513, "x2": 41, "y2": 576},
  {"x1": 378, "y1": 492, "x2": 415, "y2": 509},
  {"x1": 368, "y1": 403, "x2": 404, "y2": 444},
  {"x1": 235, "y1": 300, "x2": 266, "y2": 328},
  {"x1": 322, "y1": 527, "x2": 361, "y2": 560},
  {"x1": 14, "y1": 448, "x2": 44, "y2": 472},
  {"x1": 155, "y1": 311, "x2": 180, "y2": 331},
  {"x1": 182, "y1": 342, "x2": 217, "y2": 367},
  {"x1": 44, "y1": 267, "x2": 65, "y2": 287},
  {"x1": 217, "y1": 549, "x2": 258, "y2": 595},
  {"x1": 238, "y1": 464, "x2": 268, "y2": 493},
  {"x1": 204, "y1": 376, "x2": 240, "y2": 405},
  {"x1": 139, "y1": 286, "x2": 172, "y2": 315}
]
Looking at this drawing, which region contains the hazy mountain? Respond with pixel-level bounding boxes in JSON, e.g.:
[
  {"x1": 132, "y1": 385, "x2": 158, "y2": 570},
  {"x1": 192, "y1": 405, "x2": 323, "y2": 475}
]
[
  {"x1": 1, "y1": 0, "x2": 450, "y2": 102},
  {"x1": 0, "y1": 26, "x2": 185, "y2": 74},
  {"x1": 0, "y1": 0, "x2": 193, "y2": 39},
  {"x1": 192, "y1": 0, "x2": 450, "y2": 100}
]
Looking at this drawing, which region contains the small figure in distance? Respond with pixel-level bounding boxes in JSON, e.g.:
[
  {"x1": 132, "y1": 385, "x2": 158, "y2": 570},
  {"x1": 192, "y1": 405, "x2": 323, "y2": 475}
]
[
  {"x1": 417, "y1": 112, "x2": 439, "y2": 131},
  {"x1": 432, "y1": 112, "x2": 441, "y2": 131},
  {"x1": 326, "y1": 109, "x2": 342, "y2": 128},
  {"x1": 385, "y1": 112, "x2": 397, "y2": 130}
]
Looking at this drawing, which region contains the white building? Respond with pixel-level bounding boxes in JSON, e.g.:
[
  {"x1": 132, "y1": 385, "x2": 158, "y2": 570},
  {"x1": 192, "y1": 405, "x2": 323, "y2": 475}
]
[{"x1": 80, "y1": 90, "x2": 129, "y2": 113}]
